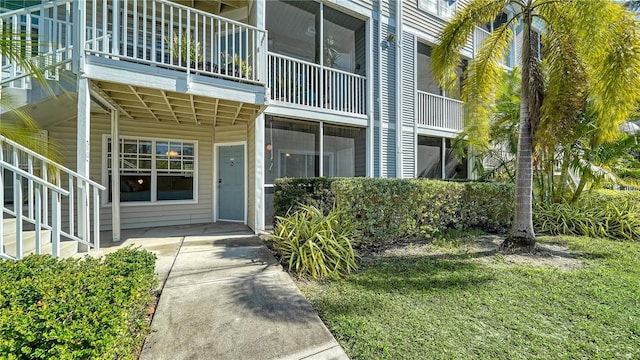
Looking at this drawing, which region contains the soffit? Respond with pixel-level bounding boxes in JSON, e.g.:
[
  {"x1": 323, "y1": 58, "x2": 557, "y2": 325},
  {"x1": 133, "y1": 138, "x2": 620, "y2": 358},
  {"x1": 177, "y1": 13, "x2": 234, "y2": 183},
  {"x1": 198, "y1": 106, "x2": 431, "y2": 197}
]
[{"x1": 93, "y1": 81, "x2": 261, "y2": 127}]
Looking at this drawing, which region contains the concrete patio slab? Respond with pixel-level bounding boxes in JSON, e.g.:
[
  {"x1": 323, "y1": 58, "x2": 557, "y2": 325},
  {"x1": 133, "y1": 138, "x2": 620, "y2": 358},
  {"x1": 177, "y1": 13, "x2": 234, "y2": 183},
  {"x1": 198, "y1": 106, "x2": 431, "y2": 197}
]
[{"x1": 123, "y1": 222, "x2": 349, "y2": 360}]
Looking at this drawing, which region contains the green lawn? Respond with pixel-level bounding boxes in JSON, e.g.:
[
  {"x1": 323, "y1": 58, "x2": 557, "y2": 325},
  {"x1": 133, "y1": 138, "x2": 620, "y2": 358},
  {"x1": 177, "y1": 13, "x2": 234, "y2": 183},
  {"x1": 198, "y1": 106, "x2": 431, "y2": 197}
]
[{"x1": 298, "y1": 236, "x2": 640, "y2": 360}]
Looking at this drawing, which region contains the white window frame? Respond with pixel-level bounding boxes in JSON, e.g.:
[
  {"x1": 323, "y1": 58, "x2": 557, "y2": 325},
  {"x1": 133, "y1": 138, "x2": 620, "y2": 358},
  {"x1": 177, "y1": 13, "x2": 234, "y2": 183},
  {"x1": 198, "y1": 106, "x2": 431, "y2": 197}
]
[
  {"x1": 417, "y1": 0, "x2": 456, "y2": 19},
  {"x1": 102, "y1": 135, "x2": 198, "y2": 206}
]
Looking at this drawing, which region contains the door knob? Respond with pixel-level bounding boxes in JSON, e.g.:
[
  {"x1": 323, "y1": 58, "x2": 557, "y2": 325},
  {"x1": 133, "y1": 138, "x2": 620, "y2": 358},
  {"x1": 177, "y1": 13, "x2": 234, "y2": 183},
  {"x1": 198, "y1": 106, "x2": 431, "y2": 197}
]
[{"x1": 218, "y1": 178, "x2": 222, "y2": 184}]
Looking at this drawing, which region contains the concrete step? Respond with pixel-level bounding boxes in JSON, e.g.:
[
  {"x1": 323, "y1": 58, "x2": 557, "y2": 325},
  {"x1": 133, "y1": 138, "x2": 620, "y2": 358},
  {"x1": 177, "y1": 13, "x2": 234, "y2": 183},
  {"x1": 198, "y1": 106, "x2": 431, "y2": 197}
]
[{"x1": 2, "y1": 217, "x2": 77, "y2": 258}]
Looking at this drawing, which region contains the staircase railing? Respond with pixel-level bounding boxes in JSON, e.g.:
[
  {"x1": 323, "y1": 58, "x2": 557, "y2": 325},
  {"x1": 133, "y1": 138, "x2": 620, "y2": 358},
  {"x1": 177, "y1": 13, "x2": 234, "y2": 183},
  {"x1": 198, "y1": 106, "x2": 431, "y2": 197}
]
[
  {"x1": 0, "y1": 0, "x2": 75, "y2": 89},
  {"x1": 0, "y1": 135, "x2": 106, "y2": 259}
]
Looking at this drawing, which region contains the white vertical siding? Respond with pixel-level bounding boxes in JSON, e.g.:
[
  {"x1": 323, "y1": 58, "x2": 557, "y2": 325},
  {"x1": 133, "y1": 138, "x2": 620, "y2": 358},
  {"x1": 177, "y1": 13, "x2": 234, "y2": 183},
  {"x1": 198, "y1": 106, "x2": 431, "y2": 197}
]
[
  {"x1": 402, "y1": 0, "x2": 473, "y2": 54},
  {"x1": 401, "y1": 32, "x2": 416, "y2": 178},
  {"x1": 48, "y1": 115, "x2": 220, "y2": 230}
]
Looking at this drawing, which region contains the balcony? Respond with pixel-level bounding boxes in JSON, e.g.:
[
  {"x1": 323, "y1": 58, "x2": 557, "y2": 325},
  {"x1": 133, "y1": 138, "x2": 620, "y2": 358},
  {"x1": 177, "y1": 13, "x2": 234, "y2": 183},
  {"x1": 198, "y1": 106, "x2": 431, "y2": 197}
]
[
  {"x1": 416, "y1": 90, "x2": 463, "y2": 132},
  {"x1": 84, "y1": 0, "x2": 267, "y2": 85},
  {"x1": 268, "y1": 52, "x2": 367, "y2": 116},
  {"x1": 1, "y1": 0, "x2": 267, "y2": 89}
]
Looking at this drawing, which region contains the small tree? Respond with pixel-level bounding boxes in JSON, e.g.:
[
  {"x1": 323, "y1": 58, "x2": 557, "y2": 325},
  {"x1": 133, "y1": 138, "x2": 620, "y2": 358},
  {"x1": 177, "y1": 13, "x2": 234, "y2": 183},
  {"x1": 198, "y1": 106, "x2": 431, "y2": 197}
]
[{"x1": 432, "y1": 0, "x2": 640, "y2": 247}]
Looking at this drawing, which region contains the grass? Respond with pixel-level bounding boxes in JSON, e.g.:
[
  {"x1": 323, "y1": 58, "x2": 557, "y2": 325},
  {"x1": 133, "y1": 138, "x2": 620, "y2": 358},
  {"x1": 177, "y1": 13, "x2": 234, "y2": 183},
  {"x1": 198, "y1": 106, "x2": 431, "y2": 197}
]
[{"x1": 298, "y1": 236, "x2": 640, "y2": 359}]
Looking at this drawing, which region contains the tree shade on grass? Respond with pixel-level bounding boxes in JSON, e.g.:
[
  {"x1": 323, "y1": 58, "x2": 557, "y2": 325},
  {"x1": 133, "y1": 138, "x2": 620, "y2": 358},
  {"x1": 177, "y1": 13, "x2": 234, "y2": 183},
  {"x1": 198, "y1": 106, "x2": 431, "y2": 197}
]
[
  {"x1": 299, "y1": 236, "x2": 640, "y2": 360},
  {"x1": 431, "y1": 0, "x2": 640, "y2": 247}
]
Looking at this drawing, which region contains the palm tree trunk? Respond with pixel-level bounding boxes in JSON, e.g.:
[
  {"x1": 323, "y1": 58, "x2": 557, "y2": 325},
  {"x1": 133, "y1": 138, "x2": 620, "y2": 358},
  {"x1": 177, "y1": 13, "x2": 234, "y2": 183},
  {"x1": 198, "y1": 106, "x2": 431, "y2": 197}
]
[
  {"x1": 504, "y1": 9, "x2": 536, "y2": 247},
  {"x1": 506, "y1": 92, "x2": 536, "y2": 246}
]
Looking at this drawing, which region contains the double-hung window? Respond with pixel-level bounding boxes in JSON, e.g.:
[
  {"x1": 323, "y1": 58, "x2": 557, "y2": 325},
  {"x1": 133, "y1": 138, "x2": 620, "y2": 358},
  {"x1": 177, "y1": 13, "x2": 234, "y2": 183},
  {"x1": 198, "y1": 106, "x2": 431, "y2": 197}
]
[
  {"x1": 105, "y1": 136, "x2": 197, "y2": 203},
  {"x1": 418, "y1": 0, "x2": 456, "y2": 18}
]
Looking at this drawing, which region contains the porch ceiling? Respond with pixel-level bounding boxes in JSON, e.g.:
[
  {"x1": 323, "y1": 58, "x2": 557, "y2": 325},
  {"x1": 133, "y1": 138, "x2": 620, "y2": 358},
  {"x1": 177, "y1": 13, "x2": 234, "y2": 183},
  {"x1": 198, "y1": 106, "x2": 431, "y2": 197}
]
[{"x1": 94, "y1": 81, "x2": 261, "y2": 127}]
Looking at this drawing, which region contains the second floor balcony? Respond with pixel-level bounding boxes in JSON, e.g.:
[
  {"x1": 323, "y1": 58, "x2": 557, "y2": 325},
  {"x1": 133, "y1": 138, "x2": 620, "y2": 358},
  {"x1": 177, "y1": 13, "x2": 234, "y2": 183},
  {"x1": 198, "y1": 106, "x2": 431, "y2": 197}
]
[
  {"x1": 416, "y1": 90, "x2": 463, "y2": 132},
  {"x1": 268, "y1": 52, "x2": 366, "y2": 116},
  {"x1": 1, "y1": 0, "x2": 267, "y2": 93}
]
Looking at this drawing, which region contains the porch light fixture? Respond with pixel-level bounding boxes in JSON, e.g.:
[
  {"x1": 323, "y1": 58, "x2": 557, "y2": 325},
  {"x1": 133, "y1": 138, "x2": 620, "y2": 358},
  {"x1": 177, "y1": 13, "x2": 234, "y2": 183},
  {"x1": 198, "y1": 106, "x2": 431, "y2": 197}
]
[
  {"x1": 266, "y1": 143, "x2": 273, "y2": 151},
  {"x1": 137, "y1": 179, "x2": 144, "y2": 185},
  {"x1": 284, "y1": 152, "x2": 291, "y2": 157}
]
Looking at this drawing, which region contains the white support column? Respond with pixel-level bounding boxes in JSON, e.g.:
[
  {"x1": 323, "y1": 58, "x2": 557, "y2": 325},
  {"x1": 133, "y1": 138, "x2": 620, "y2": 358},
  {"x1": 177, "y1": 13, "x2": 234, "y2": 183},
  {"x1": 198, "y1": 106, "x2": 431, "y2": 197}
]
[
  {"x1": 254, "y1": 114, "x2": 265, "y2": 233},
  {"x1": 73, "y1": 0, "x2": 87, "y2": 74},
  {"x1": 366, "y1": 17, "x2": 374, "y2": 177},
  {"x1": 395, "y1": 0, "x2": 403, "y2": 179},
  {"x1": 77, "y1": 76, "x2": 91, "y2": 252},
  {"x1": 441, "y1": 137, "x2": 446, "y2": 180},
  {"x1": 111, "y1": 109, "x2": 121, "y2": 241},
  {"x1": 319, "y1": 121, "x2": 324, "y2": 177}
]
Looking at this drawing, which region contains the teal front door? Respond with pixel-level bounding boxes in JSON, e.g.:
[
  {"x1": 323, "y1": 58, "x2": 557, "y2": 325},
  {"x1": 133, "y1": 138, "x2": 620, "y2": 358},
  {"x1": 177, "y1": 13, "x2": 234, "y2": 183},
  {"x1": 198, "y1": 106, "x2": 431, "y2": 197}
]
[{"x1": 217, "y1": 144, "x2": 245, "y2": 221}]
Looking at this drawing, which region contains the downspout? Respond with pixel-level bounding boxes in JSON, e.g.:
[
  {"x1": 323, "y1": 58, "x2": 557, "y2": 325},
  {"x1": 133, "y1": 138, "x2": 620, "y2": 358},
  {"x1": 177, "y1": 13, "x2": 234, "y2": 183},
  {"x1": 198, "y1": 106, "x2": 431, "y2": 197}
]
[{"x1": 395, "y1": 0, "x2": 403, "y2": 178}]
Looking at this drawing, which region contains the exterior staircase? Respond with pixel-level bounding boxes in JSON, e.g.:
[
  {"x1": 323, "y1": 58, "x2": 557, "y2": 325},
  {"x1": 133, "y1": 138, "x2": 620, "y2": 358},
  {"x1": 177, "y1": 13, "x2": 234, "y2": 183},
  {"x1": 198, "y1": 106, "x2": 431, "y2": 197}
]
[
  {"x1": 1, "y1": 135, "x2": 106, "y2": 260},
  {"x1": 2, "y1": 218, "x2": 77, "y2": 259}
]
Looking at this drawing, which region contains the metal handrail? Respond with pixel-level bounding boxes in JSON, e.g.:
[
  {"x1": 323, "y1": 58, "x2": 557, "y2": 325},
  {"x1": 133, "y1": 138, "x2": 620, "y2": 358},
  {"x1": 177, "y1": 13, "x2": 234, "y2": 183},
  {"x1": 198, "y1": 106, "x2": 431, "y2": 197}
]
[
  {"x1": 0, "y1": 161, "x2": 69, "y2": 196},
  {"x1": 0, "y1": 135, "x2": 105, "y2": 191}
]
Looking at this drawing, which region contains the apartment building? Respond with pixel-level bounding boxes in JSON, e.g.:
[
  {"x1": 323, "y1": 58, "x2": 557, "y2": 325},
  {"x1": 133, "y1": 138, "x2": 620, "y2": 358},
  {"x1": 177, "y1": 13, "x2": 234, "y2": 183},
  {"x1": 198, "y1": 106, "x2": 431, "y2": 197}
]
[{"x1": 1, "y1": 0, "x2": 518, "y2": 244}]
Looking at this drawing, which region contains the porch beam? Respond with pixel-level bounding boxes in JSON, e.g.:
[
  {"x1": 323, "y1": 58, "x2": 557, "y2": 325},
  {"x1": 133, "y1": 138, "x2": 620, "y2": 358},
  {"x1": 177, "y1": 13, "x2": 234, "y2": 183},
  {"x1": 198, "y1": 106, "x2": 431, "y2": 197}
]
[
  {"x1": 161, "y1": 91, "x2": 180, "y2": 124},
  {"x1": 91, "y1": 82, "x2": 136, "y2": 121},
  {"x1": 129, "y1": 85, "x2": 160, "y2": 122},
  {"x1": 213, "y1": 98, "x2": 220, "y2": 126},
  {"x1": 190, "y1": 95, "x2": 200, "y2": 124},
  {"x1": 232, "y1": 103, "x2": 243, "y2": 125}
]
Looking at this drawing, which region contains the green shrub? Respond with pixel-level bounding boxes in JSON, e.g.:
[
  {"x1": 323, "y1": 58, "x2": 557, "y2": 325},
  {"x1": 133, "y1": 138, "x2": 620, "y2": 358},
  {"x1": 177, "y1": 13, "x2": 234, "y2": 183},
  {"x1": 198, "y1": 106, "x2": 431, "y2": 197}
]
[
  {"x1": 0, "y1": 248, "x2": 157, "y2": 359},
  {"x1": 534, "y1": 191, "x2": 640, "y2": 241},
  {"x1": 273, "y1": 178, "x2": 340, "y2": 221},
  {"x1": 272, "y1": 204, "x2": 358, "y2": 279},
  {"x1": 458, "y1": 182, "x2": 514, "y2": 232},
  {"x1": 332, "y1": 178, "x2": 513, "y2": 247},
  {"x1": 333, "y1": 178, "x2": 460, "y2": 245}
]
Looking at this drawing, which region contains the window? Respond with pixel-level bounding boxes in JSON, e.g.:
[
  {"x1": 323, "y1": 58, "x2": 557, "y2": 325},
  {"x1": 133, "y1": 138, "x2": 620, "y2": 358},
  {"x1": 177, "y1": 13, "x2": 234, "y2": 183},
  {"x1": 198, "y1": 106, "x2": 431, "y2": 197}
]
[
  {"x1": 266, "y1": 0, "x2": 366, "y2": 73},
  {"x1": 106, "y1": 136, "x2": 196, "y2": 203},
  {"x1": 417, "y1": 136, "x2": 468, "y2": 179},
  {"x1": 418, "y1": 0, "x2": 456, "y2": 18},
  {"x1": 263, "y1": 116, "x2": 366, "y2": 226}
]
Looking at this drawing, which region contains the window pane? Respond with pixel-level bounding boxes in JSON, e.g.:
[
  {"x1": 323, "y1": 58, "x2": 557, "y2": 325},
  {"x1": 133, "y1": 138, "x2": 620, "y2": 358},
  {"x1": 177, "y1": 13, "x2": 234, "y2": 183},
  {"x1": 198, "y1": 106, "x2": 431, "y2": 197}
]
[
  {"x1": 445, "y1": 139, "x2": 468, "y2": 179},
  {"x1": 109, "y1": 175, "x2": 151, "y2": 202},
  {"x1": 265, "y1": 186, "x2": 275, "y2": 228},
  {"x1": 157, "y1": 175, "x2": 194, "y2": 200},
  {"x1": 266, "y1": 1, "x2": 318, "y2": 62},
  {"x1": 156, "y1": 141, "x2": 168, "y2": 156},
  {"x1": 323, "y1": 6, "x2": 364, "y2": 72},
  {"x1": 265, "y1": 117, "x2": 320, "y2": 184},
  {"x1": 323, "y1": 125, "x2": 366, "y2": 177},
  {"x1": 417, "y1": 136, "x2": 442, "y2": 179},
  {"x1": 417, "y1": 43, "x2": 441, "y2": 94}
]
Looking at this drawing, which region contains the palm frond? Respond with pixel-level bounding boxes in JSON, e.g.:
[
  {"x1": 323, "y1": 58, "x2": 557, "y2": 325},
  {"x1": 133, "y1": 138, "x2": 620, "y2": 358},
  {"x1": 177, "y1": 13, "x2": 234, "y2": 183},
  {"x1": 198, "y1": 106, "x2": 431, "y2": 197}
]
[
  {"x1": 461, "y1": 19, "x2": 515, "y2": 150},
  {"x1": 431, "y1": 0, "x2": 511, "y2": 94}
]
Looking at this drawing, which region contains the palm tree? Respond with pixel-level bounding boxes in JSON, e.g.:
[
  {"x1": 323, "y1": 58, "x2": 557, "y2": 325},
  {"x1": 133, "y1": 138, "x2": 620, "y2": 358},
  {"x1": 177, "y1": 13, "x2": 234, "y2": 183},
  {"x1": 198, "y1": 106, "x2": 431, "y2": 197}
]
[
  {"x1": 1, "y1": 32, "x2": 59, "y2": 161},
  {"x1": 432, "y1": 0, "x2": 640, "y2": 247}
]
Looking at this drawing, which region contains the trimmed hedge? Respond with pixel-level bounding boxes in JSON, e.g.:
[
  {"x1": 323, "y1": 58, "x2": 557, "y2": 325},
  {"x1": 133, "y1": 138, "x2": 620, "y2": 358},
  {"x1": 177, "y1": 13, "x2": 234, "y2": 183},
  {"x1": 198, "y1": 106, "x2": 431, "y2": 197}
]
[
  {"x1": 334, "y1": 178, "x2": 513, "y2": 245},
  {"x1": 274, "y1": 177, "x2": 514, "y2": 246},
  {"x1": 274, "y1": 177, "x2": 339, "y2": 218},
  {"x1": 0, "y1": 248, "x2": 157, "y2": 359}
]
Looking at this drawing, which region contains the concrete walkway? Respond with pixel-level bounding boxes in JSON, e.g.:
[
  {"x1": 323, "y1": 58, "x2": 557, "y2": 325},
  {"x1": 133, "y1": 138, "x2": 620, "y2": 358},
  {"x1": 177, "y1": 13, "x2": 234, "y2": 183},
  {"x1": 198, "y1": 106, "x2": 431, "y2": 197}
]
[{"x1": 96, "y1": 223, "x2": 348, "y2": 360}]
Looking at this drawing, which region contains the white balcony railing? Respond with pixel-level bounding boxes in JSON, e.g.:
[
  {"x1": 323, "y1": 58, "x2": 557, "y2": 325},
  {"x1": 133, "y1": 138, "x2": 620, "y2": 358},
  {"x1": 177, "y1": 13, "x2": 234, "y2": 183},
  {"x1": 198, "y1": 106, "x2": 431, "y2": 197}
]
[
  {"x1": 268, "y1": 52, "x2": 367, "y2": 115},
  {"x1": 85, "y1": 0, "x2": 267, "y2": 85},
  {"x1": 0, "y1": 0, "x2": 74, "y2": 89},
  {"x1": 416, "y1": 90, "x2": 463, "y2": 131}
]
